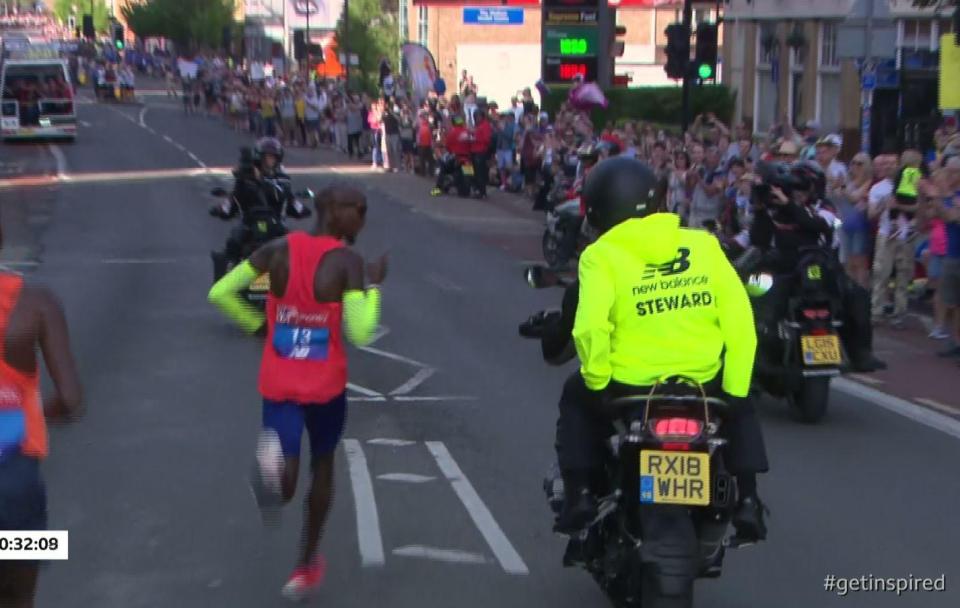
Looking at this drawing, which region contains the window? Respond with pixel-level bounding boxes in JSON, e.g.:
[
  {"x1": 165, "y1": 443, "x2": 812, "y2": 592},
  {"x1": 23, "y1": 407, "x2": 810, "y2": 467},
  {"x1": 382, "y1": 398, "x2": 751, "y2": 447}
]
[
  {"x1": 399, "y1": 0, "x2": 409, "y2": 43},
  {"x1": 758, "y1": 23, "x2": 776, "y2": 66},
  {"x1": 820, "y1": 22, "x2": 839, "y2": 67},
  {"x1": 901, "y1": 19, "x2": 933, "y2": 50},
  {"x1": 418, "y1": 6, "x2": 428, "y2": 46}
]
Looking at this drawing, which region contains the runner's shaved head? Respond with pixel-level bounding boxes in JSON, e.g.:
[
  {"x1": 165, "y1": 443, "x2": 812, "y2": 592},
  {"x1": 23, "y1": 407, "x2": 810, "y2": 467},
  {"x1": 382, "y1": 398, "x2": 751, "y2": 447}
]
[
  {"x1": 313, "y1": 183, "x2": 366, "y2": 215},
  {"x1": 314, "y1": 183, "x2": 368, "y2": 244}
]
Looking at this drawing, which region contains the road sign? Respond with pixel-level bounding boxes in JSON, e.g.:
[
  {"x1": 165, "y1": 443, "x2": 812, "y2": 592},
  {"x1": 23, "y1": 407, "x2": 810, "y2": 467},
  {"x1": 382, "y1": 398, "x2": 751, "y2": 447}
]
[
  {"x1": 463, "y1": 8, "x2": 524, "y2": 25},
  {"x1": 861, "y1": 72, "x2": 877, "y2": 91}
]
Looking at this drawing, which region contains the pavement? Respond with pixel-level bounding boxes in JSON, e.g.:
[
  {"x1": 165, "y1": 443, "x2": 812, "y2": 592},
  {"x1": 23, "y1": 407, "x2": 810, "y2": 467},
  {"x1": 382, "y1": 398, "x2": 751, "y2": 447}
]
[{"x1": 0, "y1": 85, "x2": 958, "y2": 607}]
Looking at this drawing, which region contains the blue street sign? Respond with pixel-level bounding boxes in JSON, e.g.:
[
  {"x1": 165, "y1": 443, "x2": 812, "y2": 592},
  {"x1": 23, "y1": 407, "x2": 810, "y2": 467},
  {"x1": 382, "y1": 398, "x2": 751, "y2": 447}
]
[
  {"x1": 463, "y1": 8, "x2": 524, "y2": 26},
  {"x1": 862, "y1": 72, "x2": 877, "y2": 91},
  {"x1": 771, "y1": 60, "x2": 779, "y2": 84}
]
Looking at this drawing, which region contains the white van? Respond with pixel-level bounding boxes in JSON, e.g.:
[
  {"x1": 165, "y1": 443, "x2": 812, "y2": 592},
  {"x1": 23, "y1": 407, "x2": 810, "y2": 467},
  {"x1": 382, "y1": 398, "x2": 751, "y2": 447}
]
[{"x1": 1, "y1": 58, "x2": 77, "y2": 141}]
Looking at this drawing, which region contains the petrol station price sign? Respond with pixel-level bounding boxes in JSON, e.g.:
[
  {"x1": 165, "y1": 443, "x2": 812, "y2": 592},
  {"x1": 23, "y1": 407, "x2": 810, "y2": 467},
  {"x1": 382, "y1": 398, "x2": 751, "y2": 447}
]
[
  {"x1": 543, "y1": 26, "x2": 599, "y2": 57},
  {"x1": 542, "y1": 0, "x2": 600, "y2": 85}
]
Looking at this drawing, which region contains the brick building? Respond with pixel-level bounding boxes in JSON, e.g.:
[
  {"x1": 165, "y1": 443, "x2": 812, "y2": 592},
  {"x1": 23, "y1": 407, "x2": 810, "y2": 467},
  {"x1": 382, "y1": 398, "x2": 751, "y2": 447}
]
[{"x1": 402, "y1": 1, "x2": 722, "y2": 108}]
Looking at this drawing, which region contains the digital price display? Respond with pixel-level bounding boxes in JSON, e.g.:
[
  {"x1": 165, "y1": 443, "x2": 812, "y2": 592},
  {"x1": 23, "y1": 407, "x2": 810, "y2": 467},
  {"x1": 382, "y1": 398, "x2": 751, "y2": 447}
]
[
  {"x1": 544, "y1": 26, "x2": 598, "y2": 56},
  {"x1": 543, "y1": 56, "x2": 599, "y2": 83}
]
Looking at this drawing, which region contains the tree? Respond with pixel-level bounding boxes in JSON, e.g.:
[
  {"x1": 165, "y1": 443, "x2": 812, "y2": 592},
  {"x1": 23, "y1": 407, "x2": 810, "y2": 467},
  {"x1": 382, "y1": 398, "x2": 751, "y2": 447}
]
[
  {"x1": 335, "y1": 0, "x2": 400, "y2": 94},
  {"x1": 52, "y1": 0, "x2": 111, "y2": 34},
  {"x1": 121, "y1": 0, "x2": 236, "y2": 53}
]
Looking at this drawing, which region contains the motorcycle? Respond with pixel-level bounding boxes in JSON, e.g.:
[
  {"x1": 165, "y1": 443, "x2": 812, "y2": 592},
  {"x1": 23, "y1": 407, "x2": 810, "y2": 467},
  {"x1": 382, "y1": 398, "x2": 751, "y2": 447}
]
[
  {"x1": 435, "y1": 152, "x2": 475, "y2": 197},
  {"x1": 735, "y1": 246, "x2": 844, "y2": 423},
  {"x1": 542, "y1": 196, "x2": 589, "y2": 270},
  {"x1": 208, "y1": 186, "x2": 313, "y2": 310},
  {"x1": 521, "y1": 265, "x2": 748, "y2": 608}
]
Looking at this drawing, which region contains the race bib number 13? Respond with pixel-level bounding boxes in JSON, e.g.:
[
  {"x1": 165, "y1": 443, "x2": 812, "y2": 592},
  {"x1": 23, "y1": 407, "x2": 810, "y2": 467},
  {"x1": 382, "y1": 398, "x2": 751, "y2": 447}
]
[{"x1": 273, "y1": 324, "x2": 330, "y2": 361}]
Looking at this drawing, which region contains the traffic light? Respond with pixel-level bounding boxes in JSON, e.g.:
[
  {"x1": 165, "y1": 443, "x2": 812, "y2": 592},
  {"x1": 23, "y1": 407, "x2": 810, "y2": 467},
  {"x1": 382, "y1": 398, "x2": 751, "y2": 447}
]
[
  {"x1": 293, "y1": 30, "x2": 306, "y2": 61},
  {"x1": 664, "y1": 23, "x2": 690, "y2": 80},
  {"x1": 612, "y1": 24, "x2": 626, "y2": 58},
  {"x1": 694, "y1": 23, "x2": 718, "y2": 82},
  {"x1": 307, "y1": 44, "x2": 324, "y2": 63},
  {"x1": 113, "y1": 23, "x2": 125, "y2": 50}
]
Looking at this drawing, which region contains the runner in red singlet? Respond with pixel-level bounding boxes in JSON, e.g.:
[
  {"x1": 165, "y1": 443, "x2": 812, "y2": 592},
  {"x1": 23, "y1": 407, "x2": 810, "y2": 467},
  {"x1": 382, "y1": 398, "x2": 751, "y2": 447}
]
[
  {"x1": 208, "y1": 185, "x2": 385, "y2": 600},
  {"x1": 0, "y1": 223, "x2": 83, "y2": 608}
]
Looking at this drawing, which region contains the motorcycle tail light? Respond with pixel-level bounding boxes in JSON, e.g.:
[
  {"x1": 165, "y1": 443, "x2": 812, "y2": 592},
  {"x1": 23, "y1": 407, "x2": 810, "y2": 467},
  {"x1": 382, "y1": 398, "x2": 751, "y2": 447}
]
[
  {"x1": 650, "y1": 418, "x2": 703, "y2": 443},
  {"x1": 802, "y1": 308, "x2": 830, "y2": 320},
  {"x1": 808, "y1": 328, "x2": 830, "y2": 336}
]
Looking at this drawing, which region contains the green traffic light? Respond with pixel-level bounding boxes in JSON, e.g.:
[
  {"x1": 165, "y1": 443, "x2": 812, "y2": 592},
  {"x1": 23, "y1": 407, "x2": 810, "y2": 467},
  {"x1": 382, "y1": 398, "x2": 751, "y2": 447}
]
[
  {"x1": 116, "y1": 40, "x2": 124, "y2": 50},
  {"x1": 698, "y1": 63, "x2": 713, "y2": 79}
]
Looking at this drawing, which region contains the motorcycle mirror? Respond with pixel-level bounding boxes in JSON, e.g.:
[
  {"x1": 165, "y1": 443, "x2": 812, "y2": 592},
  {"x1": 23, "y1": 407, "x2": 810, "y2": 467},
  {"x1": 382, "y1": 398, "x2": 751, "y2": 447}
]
[
  {"x1": 524, "y1": 265, "x2": 556, "y2": 289},
  {"x1": 745, "y1": 273, "x2": 774, "y2": 297},
  {"x1": 210, "y1": 187, "x2": 228, "y2": 197},
  {"x1": 295, "y1": 189, "x2": 314, "y2": 200}
]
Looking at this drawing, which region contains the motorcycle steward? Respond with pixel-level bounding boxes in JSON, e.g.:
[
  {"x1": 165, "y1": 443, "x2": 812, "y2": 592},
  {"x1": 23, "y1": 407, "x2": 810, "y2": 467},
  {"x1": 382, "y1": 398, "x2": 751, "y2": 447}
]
[
  {"x1": 521, "y1": 156, "x2": 769, "y2": 607},
  {"x1": 210, "y1": 137, "x2": 311, "y2": 280}
]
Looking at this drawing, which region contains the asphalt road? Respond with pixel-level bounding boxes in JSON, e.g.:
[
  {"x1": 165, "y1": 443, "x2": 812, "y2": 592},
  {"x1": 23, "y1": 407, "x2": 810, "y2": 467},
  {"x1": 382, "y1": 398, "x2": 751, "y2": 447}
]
[{"x1": 0, "y1": 91, "x2": 958, "y2": 608}]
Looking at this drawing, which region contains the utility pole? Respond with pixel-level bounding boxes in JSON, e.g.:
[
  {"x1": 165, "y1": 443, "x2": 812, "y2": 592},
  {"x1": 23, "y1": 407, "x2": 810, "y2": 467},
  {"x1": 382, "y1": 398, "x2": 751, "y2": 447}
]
[
  {"x1": 681, "y1": 0, "x2": 693, "y2": 133},
  {"x1": 343, "y1": 0, "x2": 349, "y2": 90}
]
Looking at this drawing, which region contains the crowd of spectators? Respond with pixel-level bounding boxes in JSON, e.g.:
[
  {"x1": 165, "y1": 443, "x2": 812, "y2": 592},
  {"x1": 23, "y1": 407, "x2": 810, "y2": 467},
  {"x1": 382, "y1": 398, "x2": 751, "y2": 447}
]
[{"x1": 166, "y1": 57, "x2": 959, "y2": 359}]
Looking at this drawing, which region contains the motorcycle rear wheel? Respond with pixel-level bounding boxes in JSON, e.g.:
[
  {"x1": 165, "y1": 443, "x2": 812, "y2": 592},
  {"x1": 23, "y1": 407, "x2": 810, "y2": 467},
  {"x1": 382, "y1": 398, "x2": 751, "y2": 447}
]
[
  {"x1": 789, "y1": 376, "x2": 831, "y2": 424},
  {"x1": 640, "y1": 568, "x2": 693, "y2": 608}
]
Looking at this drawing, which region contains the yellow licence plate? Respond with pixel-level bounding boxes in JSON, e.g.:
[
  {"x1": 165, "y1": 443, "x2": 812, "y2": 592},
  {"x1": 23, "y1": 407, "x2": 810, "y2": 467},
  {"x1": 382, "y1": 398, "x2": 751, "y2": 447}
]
[
  {"x1": 639, "y1": 450, "x2": 710, "y2": 506},
  {"x1": 462, "y1": 164, "x2": 474, "y2": 176},
  {"x1": 801, "y1": 334, "x2": 841, "y2": 365},
  {"x1": 249, "y1": 273, "x2": 270, "y2": 292}
]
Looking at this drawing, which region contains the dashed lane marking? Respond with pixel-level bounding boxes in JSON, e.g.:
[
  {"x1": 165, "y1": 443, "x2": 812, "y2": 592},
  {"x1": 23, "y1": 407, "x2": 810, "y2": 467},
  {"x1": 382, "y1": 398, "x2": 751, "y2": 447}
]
[
  {"x1": 834, "y1": 378, "x2": 960, "y2": 441},
  {"x1": 377, "y1": 473, "x2": 437, "y2": 483},
  {"x1": 392, "y1": 545, "x2": 488, "y2": 565},
  {"x1": 343, "y1": 439, "x2": 386, "y2": 567},
  {"x1": 847, "y1": 373, "x2": 885, "y2": 385},
  {"x1": 913, "y1": 398, "x2": 960, "y2": 418},
  {"x1": 366, "y1": 438, "x2": 417, "y2": 447}
]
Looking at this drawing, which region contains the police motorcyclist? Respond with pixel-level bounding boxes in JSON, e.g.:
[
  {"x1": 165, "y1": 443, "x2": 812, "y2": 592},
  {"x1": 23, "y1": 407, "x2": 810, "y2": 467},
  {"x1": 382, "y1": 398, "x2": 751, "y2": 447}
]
[
  {"x1": 748, "y1": 161, "x2": 884, "y2": 372},
  {"x1": 545, "y1": 156, "x2": 769, "y2": 542},
  {"x1": 212, "y1": 137, "x2": 311, "y2": 265}
]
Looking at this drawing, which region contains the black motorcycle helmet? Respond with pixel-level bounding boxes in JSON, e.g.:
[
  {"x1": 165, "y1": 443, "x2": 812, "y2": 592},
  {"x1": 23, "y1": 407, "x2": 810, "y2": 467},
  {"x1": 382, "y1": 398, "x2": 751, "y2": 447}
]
[
  {"x1": 582, "y1": 156, "x2": 663, "y2": 233},
  {"x1": 254, "y1": 137, "x2": 284, "y2": 164},
  {"x1": 577, "y1": 143, "x2": 600, "y2": 168},
  {"x1": 791, "y1": 160, "x2": 827, "y2": 202}
]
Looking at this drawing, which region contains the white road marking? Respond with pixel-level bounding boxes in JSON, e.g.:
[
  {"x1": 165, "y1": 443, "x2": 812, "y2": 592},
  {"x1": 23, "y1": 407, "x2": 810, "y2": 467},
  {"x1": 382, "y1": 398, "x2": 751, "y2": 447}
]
[
  {"x1": 392, "y1": 545, "x2": 487, "y2": 565},
  {"x1": 913, "y1": 398, "x2": 959, "y2": 417},
  {"x1": 0, "y1": 261, "x2": 40, "y2": 268},
  {"x1": 847, "y1": 373, "x2": 885, "y2": 385},
  {"x1": 834, "y1": 378, "x2": 960, "y2": 441},
  {"x1": 174, "y1": 143, "x2": 186, "y2": 152},
  {"x1": 377, "y1": 473, "x2": 437, "y2": 483},
  {"x1": 390, "y1": 367, "x2": 436, "y2": 396},
  {"x1": 145, "y1": 127, "x2": 156, "y2": 135},
  {"x1": 392, "y1": 395, "x2": 478, "y2": 402},
  {"x1": 78, "y1": 120, "x2": 92, "y2": 127},
  {"x1": 346, "y1": 382, "x2": 385, "y2": 399},
  {"x1": 47, "y1": 144, "x2": 69, "y2": 181},
  {"x1": 366, "y1": 438, "x2": 416, "y2": 447},
  {"x1": 369, "y1": 325, "x2": 390, "y2": 345},
  {"x1": 162, "y1": 135, "x2": 174, "y2": 143},
  {"x1": 100, "y1": 257, "x2": 179, "y2": 264},
  {"x1": 342, "y1": 439, "x2": 386, "y2": 567},
  {"x1": 138, "y1": 106, "x2": 148, "y2": 127},
  {"x1": 425, "y1": 272, "x2": 464, "y2": 293},
  {"x1": 348, "y1": 396, "x2": 388, "y2": 402},
  {"x1": 425, "y1": 441, "x2": 529, "y2": 575},
  {"x1": 357, "y1": 345, "x2": 427, "y2": 368}
]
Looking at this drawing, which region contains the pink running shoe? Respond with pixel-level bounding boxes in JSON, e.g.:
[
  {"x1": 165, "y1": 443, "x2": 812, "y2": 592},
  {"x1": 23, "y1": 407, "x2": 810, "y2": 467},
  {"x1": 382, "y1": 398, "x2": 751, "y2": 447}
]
[{"x1": 281, "y1": 556, "x2": 327, "y2": 601}]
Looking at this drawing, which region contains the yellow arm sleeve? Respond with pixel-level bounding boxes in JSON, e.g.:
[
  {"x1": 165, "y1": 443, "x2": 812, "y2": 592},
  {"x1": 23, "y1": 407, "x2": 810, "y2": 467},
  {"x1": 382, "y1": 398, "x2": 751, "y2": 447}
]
[
  {"x1": 710, "y1": 238, "x2": 757, "y2": 397},
  {"x1": 343, "y1": 287, "x2": 382, "y2": 346},
  {"x1": 572, "y1": 246, "x2": 616, "y2": 391},
  {"x1": 207, "y1": 261, "x2": 266, "y2": 335}
]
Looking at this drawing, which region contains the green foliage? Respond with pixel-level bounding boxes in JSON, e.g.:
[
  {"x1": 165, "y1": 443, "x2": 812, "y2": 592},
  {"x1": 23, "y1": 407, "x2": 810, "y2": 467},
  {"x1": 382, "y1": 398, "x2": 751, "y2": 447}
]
[
  {"x1": 541, "y1": 85, "x2": 737, "y2": 132},
  {"x1": 121, "y1": 0, "x2": 236, "y2": 52},
  {"x1": 335, "y1": 0, "x2": 400, "y2": 94},
  {"x1": 53, "y1": 0, "x2": 111, "y2": 33}
]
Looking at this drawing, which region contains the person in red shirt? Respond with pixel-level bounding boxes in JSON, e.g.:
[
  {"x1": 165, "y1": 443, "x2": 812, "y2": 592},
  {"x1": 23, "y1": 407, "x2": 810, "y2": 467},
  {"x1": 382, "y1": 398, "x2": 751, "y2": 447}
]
[
  {"x1": 431, "y1": 116, "x2": 472, "y2": 196},
  {"x1": 470, "y1": 111, "x2": 493, "y2": 198},
  {"x1": 444, "y1": 116, "x2": 472, "y2": 161},
  {"x1": 416, "y1": 111, "x2": 434, "y2": 176}
]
